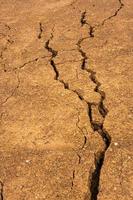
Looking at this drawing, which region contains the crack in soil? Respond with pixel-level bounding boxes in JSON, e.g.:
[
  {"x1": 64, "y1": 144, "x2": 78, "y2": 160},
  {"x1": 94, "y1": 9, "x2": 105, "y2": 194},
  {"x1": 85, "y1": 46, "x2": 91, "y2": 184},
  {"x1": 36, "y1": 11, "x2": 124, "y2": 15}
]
[
  {"x1": 44, "y1": 32, "x2": 86, "y2": 99},
  {"x1": 80, "y1": 10, "x2": 87, "y2": 27},
  {"x1": 78, "y1": 2, "x2": 124, "y2": 197},
  {"x1": 45, "y1": 24, "x2": 111, "y2": 199},
  {"x1": 0, "y1": 181, "x2": 4, "y2": 200},
  {"x1": 80, "y1": 0, "x2": 124, "y2": 38},
  {"x1": 44, "y1": 2, "x2": 120, "y2": 195},
  {"x1": 77, "y1": 39, "x2": 111, "y2": 200},
  {"x1": 78, "y1": 10, "x2": 113, "y2": 200},
  {"x1": 100, "y1": 0, "x2": 124, "y2": 26},
  {"x1": 45, "y1": 29, "x2": 111, "y2": 200},
  {"x1": 14, "y1": 58, "x2": 39, "y2": 70},
  {"x1": 71, "y1": 170, "x2": 75, "y2": 189},
  {"x1": 38, "y1": 22, "x2": 43, "y2": 39},
  {"x1": 0, "y1": 0, "x2": 125, "y2": 199}
]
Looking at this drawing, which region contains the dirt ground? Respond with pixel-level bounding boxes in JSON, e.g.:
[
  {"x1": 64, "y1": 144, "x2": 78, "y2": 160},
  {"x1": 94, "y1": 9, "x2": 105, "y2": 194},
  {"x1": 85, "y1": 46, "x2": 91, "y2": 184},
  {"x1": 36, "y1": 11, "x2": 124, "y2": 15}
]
[{"x1": 0, "y1": 0, "x2": 133, "y2": 199}]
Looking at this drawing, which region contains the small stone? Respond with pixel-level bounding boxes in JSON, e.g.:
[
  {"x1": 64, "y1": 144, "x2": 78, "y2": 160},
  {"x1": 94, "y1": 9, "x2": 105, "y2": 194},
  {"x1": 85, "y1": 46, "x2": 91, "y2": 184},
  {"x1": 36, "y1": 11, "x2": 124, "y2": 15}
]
[{"x1": 25, "y1": 160, "x2": 31, "y2": 163}]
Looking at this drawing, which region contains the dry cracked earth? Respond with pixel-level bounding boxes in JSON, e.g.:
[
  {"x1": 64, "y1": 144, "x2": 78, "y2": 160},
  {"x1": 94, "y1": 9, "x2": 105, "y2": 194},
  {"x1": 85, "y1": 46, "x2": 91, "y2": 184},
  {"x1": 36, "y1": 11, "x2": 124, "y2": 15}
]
[{"x1": 0, "y1": 0, "x2": 133, "y2": 199}]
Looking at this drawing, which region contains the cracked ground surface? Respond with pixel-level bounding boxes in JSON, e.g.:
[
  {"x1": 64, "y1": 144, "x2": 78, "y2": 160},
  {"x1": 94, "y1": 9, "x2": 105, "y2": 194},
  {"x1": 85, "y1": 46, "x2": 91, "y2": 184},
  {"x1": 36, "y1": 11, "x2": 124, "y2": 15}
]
[{"x1": 0, "y1": 0, "x2": 133, "y2": 199}]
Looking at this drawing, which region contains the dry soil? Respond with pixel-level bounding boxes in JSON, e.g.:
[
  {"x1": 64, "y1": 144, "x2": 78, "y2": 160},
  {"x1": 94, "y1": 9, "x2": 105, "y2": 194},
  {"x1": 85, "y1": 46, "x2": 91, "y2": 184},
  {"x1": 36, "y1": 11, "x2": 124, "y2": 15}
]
[{"x1": 0, "y1": 0, "x2": 133, "y2": 200}]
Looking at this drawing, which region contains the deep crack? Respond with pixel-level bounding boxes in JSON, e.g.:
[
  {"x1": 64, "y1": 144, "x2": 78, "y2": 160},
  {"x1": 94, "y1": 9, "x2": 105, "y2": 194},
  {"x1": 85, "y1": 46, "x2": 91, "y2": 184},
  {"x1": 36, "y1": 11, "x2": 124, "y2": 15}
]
[
  {"x1": 45, "y1": 35, "x2": 59, "y2": 80},
  {"x1": 78, "y1": 11, "x2": 112, "y2": 200},
  {"x1": 0, "y1": 1, "x2": 125, "y2": 199},
  {"x1": 45, "y1": 18, "x2": 111, "y2": 199},
  {"x1": 45, "y1": 32, "x2": 86, "y2": 99}
]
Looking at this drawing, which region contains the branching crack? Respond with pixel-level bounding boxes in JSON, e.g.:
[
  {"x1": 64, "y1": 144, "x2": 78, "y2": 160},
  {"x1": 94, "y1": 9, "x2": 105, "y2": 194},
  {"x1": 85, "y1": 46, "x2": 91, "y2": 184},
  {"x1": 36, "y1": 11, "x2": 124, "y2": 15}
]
[
  {"x1": 78, "y1": 11, "x2": 112, "y2": 200},
  {"x1": 80, "y1": 0, "x2": 124, "y2": 38},
  {"x1": 80, "y1": 11, "x2": 95, "y2": 38},
  {"x1": 0, "y1": 0, "x2": 124, "y2": 198},
  {"x1": 45, "y1": 9, "x2": 113, "y2": 198},
  {"x1": 44, "y1": 32, "x2": 85, "y2": 100}
]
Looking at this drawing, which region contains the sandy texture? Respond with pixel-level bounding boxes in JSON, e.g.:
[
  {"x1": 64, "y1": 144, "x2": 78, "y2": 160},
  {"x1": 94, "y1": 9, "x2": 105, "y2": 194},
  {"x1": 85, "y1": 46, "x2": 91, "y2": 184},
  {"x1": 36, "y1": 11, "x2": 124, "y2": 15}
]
[{"x1": 0, "y1": 0, "x2": 133, "y2": 199}]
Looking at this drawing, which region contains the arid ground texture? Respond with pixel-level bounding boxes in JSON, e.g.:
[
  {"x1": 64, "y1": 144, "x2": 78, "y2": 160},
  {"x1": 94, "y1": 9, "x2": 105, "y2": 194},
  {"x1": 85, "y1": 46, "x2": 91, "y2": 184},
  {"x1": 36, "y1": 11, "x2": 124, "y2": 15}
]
[{"x1": 0, "y1": 0, "x2": 133, "y2": 199}]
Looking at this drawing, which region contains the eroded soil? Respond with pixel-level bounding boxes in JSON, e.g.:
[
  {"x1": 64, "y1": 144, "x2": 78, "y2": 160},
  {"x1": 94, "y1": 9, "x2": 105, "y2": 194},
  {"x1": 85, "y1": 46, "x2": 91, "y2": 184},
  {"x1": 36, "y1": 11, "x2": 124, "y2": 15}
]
[{"x1": 0, "y1": 0, "x2": 133, "y2": 199}]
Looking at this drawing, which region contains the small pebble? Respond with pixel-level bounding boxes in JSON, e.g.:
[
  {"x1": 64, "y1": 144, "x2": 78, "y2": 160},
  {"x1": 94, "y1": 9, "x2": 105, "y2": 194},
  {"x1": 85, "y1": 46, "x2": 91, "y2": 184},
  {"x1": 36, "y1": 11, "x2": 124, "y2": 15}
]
[{"x1": 25, "y1": 160, "x2": 31, "y2": 163}]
